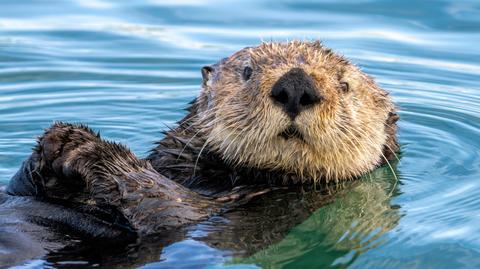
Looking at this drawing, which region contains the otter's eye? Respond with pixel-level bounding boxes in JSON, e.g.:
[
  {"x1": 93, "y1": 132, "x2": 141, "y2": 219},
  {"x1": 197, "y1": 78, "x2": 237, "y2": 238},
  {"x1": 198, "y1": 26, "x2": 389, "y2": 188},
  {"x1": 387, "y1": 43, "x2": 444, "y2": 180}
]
[
  {"x1": 340, "y1": 81, "x2": 349, "y2": 92},
  {"x1": 243, "y1": 66, "x2": 253, "y2": 81}
]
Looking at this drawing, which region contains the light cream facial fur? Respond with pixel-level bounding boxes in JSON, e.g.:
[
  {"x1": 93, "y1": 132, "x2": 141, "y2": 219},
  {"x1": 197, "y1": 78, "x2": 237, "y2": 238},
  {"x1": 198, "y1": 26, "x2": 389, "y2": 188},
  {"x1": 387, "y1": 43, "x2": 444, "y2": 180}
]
[{"x1": 194, "y1": 41, "x2": 395, "y2": 183}]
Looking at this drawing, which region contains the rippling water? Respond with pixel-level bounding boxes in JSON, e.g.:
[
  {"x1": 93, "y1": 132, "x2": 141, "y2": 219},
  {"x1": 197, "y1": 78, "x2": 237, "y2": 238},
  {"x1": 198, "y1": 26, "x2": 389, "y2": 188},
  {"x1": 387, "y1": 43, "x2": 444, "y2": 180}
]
[{"x1": 1, "y1": 0, "x2": 480, "y2": 268}]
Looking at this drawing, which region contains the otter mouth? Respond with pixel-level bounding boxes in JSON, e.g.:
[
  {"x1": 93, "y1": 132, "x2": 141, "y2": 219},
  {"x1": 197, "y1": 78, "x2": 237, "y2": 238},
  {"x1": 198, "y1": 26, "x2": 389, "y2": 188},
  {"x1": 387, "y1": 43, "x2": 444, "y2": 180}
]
[{"x1": 279, "y1": 124, "x2": 306, "y2": 142}]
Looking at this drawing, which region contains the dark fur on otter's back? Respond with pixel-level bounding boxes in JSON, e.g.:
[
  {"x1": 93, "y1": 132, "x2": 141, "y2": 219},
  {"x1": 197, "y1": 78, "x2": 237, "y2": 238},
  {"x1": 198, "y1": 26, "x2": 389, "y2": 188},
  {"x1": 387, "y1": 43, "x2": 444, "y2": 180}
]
[{"x1": 1, "y1": 41, "x2": 399, "y2": 266}]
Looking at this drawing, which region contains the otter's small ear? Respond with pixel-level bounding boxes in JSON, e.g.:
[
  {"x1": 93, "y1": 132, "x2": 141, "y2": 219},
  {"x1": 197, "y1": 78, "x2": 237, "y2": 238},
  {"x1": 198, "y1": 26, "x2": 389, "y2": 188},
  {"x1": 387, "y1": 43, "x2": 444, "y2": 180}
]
[{"x1": 201, "y1": 66, "x2": 213, "y2": 85}]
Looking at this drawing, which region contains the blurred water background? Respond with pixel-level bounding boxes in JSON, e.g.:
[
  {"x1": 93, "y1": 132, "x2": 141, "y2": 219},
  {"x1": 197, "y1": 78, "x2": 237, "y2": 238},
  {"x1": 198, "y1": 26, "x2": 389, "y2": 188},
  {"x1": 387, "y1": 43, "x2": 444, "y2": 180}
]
[{"x1": 1, "y1": 0, "x2": 480, "y2": 268}]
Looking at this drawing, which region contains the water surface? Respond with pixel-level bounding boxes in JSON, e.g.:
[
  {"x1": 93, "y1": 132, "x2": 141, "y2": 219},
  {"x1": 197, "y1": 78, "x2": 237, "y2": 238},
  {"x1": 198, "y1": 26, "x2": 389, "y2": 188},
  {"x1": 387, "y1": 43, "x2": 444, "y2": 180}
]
[{"x1": 1, "y1": 0, "x2": 480, "y2": 268}]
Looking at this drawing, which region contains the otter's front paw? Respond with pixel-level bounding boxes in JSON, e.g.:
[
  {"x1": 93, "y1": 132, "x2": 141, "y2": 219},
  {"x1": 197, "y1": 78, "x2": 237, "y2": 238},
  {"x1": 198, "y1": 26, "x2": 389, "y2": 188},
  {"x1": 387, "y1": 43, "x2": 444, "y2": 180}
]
[{"x1": 36, "y1": 122, "x2": 101, "y2": 177}]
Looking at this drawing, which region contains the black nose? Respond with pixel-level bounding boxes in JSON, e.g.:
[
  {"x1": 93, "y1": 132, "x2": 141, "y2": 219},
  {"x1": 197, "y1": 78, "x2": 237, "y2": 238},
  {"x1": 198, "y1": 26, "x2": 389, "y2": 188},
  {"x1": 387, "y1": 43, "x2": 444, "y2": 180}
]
[{"x1": 271, "y1": 68, "x2": 322, "y2": 120}]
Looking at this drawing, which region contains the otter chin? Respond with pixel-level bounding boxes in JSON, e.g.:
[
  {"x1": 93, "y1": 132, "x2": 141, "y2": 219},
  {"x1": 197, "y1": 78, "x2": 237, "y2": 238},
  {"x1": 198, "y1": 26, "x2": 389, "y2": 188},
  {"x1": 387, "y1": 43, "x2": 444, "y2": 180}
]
[{"x1": 3, "y1": 41, "x2": 400, "y2": 258}]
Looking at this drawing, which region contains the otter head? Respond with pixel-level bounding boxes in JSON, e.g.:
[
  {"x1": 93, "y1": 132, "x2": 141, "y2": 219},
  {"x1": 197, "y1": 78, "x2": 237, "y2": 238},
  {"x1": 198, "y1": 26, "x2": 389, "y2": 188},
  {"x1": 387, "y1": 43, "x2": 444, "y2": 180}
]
[{"x1": 194, "y1": 41, "x2": 398, "y2": 183}]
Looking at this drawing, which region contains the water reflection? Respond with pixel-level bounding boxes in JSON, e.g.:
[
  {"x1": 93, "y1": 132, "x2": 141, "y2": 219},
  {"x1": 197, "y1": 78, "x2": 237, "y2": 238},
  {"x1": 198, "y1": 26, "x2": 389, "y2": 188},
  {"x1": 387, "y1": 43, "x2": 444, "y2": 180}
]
[{"x1": 231, "y1": 167, "x2": 401, "y2": 268}]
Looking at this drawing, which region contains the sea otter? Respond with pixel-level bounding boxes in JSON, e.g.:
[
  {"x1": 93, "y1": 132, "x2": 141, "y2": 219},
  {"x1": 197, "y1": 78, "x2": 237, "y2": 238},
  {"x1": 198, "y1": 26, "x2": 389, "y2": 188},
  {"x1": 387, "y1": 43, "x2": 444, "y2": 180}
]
[{"x1": 1, "y1": 41, "x2": 399, "y2": 266}]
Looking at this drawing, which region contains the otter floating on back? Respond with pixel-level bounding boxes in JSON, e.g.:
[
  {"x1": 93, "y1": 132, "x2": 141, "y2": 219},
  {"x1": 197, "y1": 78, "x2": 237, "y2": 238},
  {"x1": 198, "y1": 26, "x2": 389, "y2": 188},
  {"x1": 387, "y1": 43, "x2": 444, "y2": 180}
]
[{"x1": 2, "y1": 40, "x2": 399, "y2": 266}]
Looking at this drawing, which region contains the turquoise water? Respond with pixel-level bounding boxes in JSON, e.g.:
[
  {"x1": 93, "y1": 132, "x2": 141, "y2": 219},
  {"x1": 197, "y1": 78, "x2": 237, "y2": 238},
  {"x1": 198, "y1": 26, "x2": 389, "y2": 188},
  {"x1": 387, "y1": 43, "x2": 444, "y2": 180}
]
[{"x1": 1, "y1": 0, "x2": 480, "y2": 268}]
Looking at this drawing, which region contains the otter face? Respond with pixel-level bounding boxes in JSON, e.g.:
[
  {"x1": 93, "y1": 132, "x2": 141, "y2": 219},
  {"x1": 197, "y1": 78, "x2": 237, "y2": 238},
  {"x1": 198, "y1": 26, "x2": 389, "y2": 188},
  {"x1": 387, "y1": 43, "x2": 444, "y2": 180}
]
[{"x1": 195, "y1": 41, "x2": 396, "y2": 182}]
